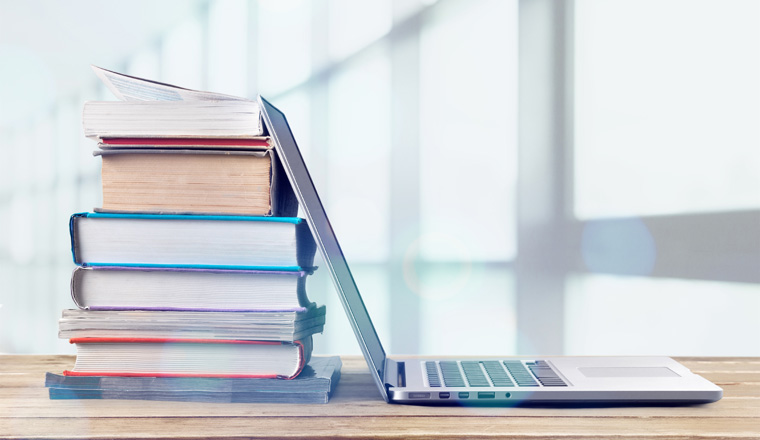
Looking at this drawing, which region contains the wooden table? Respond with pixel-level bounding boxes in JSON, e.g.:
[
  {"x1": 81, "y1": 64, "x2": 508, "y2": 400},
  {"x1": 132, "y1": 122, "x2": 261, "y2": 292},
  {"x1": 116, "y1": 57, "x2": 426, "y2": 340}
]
[{"x1": 1, "y1": 355, "x2": 758, "y2": 439}]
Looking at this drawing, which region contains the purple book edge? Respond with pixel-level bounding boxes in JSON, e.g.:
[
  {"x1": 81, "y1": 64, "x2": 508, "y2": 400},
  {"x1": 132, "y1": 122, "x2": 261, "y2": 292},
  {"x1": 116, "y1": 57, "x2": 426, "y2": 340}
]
[{"x1": 86, "y1": 306, "x2": 309, "y2": 313}]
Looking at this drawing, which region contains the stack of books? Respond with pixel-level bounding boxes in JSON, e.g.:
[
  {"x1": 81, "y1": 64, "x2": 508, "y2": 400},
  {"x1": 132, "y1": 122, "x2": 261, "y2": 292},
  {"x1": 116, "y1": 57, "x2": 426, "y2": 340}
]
[{"x1": 45, "y1": 67, "x2": 340, "y2": 404}]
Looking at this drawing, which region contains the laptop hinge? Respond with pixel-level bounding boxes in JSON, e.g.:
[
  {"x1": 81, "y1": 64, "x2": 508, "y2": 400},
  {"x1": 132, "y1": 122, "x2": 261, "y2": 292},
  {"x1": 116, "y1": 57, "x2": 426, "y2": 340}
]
[{"x1": 385, "y1": 359, "x2": 405, "y2": 388}]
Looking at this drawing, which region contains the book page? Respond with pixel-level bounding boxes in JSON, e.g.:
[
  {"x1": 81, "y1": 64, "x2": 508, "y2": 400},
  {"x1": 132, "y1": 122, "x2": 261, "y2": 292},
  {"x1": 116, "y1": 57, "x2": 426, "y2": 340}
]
[{"x1": 92, "y1": 65, "x2": 251, "y2": 102}]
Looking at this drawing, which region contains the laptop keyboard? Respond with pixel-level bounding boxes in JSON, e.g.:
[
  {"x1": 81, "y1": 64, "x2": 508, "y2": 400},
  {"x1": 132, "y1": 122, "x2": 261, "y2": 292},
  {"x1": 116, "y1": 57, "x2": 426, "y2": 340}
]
[
  {"x1": 425, "y1": 360, "x2": 566, "y2": 388},
  {"x1": 503, "y1": 361, "x2": 539, "y2": 386},
  {"x1": 425, "y1": 361, "x2": 443, "y2": 387},
  {"x1": 438, "y1": 361, "x2": 465, "y2": 387},
  {"x1": 526, "y1": 360, "x2": 567, "y2": 387},
  {"x1": 461, "y1": 361, "x2": 491, "y2": 387},
  {"x1": 482, "y1": 361, "x2": 515, "y2": 387}
]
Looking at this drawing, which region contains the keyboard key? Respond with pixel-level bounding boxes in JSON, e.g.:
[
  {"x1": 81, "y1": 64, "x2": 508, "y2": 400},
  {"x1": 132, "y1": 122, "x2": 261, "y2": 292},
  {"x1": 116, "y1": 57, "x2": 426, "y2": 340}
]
[
  {"x1": 482, "y1": 361, "x2": 515, "y2": 387},
  {"x1": 503, "y1": 361, "x2": 539, "y2": 387},
  {"x1": 538, "y1": 381, "x2": 567, "y2": 387},
  {"x1": 527, "y1": 361, "x2": 567, "y2": 387},
  {"x1": 461, "y1": 361, "x2": 490, "y2": 387},
  {"x1": 425, "y1": 361, "x2": 441, "y2": 387},
  {"x1": 439, "y1": 361, "x2": 466, "y2": 387}
]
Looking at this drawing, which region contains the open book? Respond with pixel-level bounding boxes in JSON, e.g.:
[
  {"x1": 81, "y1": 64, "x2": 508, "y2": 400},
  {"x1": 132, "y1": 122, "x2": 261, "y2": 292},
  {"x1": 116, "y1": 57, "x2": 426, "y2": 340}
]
[
  {"x1": 92, "y1": 66, "x2": 250, "y2": 102},
  {"x1": 85, "y1": 66, "x2": 264, "y2": 139}
]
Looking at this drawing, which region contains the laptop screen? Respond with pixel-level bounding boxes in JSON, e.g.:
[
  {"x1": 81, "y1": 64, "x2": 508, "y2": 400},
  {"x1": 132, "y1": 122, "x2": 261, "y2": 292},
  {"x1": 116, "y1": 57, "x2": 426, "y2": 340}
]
[{"x1": 259, "y1": 97, "x2": 389, "y2": 399}]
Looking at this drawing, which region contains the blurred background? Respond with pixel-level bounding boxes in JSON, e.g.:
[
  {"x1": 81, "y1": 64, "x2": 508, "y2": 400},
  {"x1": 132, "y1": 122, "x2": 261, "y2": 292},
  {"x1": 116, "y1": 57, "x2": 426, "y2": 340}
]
[{"x1": 0, "y1": 0, "x2": 758, "y2": 356}]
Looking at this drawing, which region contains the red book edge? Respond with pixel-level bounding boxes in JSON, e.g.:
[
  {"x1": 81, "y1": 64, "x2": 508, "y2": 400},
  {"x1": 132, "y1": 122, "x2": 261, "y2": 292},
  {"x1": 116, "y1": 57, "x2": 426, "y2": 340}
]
[
  {"x1": 101, "y1": 138, "x2": 271, "y2": 147},
  {"x1": 63, "y1": 338, "x2": 306, "y2": 380}
]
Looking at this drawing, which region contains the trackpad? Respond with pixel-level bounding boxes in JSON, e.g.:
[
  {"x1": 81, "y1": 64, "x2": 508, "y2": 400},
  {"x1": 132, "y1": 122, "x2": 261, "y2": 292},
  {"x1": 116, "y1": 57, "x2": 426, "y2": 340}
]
[{"x1": 579, "y1": 367, "x2": 680, "y2": 378}]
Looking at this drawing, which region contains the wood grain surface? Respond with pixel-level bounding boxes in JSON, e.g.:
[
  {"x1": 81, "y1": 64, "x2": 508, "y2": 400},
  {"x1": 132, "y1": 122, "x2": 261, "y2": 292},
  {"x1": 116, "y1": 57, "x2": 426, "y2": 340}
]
[{"x1": 0, "y1": 355, "x2": 758, "y2": 439}]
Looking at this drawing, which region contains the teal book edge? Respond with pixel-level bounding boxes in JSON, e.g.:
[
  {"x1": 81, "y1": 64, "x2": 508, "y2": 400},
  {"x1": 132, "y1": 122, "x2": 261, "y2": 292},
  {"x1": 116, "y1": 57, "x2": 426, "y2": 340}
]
[
  {"x1": 69, "y1": 212, "x2": 307, "y2": 271},
  {"x1": 75, "y1": 212, "x2": 303, "y2": 224},
  {"x1": 83, "y1": 263, "x2": 305, "y2": 271}
]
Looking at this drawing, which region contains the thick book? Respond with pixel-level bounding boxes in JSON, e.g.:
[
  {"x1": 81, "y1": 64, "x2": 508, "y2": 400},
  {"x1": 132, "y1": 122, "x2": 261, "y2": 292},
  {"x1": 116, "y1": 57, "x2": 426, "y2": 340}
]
[
  {"x1": 46, "y1": 356, "x2": 342, "y2": 404},
  {"x1": 69, "y1": 213, "x2": 316, "y2": 270},
  {"x1": 64, "y1": 337, "x2": 312, "y2": 379},
  {"x1": 86, "y1": 66, "x2": 262, "y2": 139},
  {"x1": 70, "y1": 266, "x2": 315, "y2": 312},
  {"x1": 95, "y1": 149, "x2": 297, "y2": 217},
  {"x1": 58, "y1": 306, "x2": 326, "y2": 341},
  {"x1": 82, "y1": 100, "x2": 263, "y2": 139}
]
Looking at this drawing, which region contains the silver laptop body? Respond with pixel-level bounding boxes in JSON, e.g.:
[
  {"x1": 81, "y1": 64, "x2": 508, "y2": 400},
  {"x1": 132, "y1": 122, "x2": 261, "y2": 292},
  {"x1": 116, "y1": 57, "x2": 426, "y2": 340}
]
[{"x1": 258, "y1": 96, "x2": 722, "y2": 404}]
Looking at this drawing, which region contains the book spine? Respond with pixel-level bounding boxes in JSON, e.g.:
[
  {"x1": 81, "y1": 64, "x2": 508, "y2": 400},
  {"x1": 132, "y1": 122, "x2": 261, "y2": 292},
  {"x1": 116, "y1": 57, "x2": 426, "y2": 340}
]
[
  {"x1": 70, "y1": 267, "x2": 87, "y2": 309},
  {"x1": 280, "y1": 340, "x2": 306, "y2": 380},
  {"x1": 295, "y1": 221, "x2": 317, "y2": 268},
  {"x1": 270, "y1": 149, "x2": 299, "y2": 217},
  {"x1": 69, "y1": 213, "x2": 88, "y2": 265}
]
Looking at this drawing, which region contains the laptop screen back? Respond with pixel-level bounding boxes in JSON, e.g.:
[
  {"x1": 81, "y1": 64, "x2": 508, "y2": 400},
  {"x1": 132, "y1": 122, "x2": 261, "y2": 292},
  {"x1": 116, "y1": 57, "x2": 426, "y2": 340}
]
[{"x1": 258, "y1": 97, "x2": 389, "y2": 400}]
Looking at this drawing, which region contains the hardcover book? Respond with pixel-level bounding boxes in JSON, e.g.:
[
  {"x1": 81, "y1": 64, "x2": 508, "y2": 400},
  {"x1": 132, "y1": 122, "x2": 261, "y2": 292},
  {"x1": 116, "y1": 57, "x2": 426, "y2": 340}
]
[
  {"x1": 64, "y1": 337, "x2": 312, "y2": 379},
  {"x1": 70, "y1": 266, "x2": 315, "y2": 312},
  {"x1": 69, "y1": 213, "x2": 316, "y2": 270}
]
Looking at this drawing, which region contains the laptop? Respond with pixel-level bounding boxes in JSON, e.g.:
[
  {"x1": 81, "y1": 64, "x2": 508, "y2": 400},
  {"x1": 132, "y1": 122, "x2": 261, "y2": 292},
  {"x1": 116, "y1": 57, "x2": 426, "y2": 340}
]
[{"x1": 258, "y1": 96, "x2": 723, "y2": 404}]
